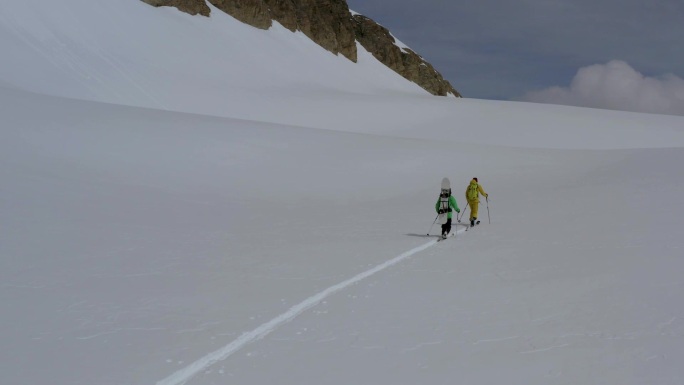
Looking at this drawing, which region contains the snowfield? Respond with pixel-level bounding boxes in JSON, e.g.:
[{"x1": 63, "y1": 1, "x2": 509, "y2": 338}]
[{"x1": 1, "y1": 1, "x2": 684, "y2": 385}]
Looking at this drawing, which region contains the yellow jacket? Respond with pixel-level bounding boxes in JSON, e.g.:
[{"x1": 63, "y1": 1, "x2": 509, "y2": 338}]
[{"x1": 465, "y1": 179, "x2": 488, "y2": 203}]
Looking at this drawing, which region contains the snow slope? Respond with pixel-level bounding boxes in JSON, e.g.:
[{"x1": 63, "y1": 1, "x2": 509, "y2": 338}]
[
  {"x1": 0, "y1": 1, "x2": 425, "y2": 113},
  {"x1": 1, "y1": 2, "x2": 684, "y2": 385}
]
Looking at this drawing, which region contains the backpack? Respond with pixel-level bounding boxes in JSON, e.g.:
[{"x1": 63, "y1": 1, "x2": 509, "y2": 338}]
[
  {"x1": 439, "y1": 188, "x2": 451, "y2": 214},
  {"x1": 466, "y1": 183, "x2": 479, "y2": 201}
]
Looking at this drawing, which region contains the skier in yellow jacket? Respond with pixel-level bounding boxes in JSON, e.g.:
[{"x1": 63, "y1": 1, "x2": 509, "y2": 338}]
[{"x1": 465, "y1": 177, "x2": 488, "y2": 227}]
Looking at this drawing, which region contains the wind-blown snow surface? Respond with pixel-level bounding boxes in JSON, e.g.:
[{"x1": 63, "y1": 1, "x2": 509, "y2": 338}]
[
  {"x1": 2, "y1": 2, "x2": 684, "y2": 385},
  {"x1": 0, "y1": 1, "x2": 425, "y2": 114}
]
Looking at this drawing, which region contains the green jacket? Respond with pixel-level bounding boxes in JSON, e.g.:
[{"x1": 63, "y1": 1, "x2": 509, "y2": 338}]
[{"x1": 435, "y1": 195, "x2": 460, "y2": 219}]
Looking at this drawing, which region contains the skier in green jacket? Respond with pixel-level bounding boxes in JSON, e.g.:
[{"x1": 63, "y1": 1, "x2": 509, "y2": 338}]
[{"x1": 435, "y1": 178, "x2": 460, "y2": 239}]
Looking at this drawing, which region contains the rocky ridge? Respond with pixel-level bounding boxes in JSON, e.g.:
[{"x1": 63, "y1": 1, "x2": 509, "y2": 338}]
[{"x1": 141, "y1": 0, "x2": 460, "y2": 96}]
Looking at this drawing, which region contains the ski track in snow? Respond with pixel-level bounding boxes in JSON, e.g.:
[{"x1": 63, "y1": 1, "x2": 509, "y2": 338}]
[{"x1": 156, "y1": 227, "x2": 467, "y2": 385}]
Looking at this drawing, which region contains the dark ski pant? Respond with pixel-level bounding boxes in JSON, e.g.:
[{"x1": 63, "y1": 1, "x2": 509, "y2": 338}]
[{"x1": 441, "y1": 218, "x2": 452, "y2": 235}]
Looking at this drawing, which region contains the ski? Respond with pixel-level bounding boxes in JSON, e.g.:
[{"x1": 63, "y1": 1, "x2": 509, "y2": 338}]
[
  {"x1": 436, "y1": 232, "x2": 456, "y2": 242},
  {"x1": 465, "y1": 220, "x2": 480, "y2": 231}
]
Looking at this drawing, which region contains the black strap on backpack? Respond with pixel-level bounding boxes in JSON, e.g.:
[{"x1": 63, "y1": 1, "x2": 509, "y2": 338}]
[{"x1": 439, "y1": 189, "x2": 452, "y2": 214}]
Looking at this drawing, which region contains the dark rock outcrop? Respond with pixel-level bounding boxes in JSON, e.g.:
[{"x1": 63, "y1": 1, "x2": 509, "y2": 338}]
[
  {"x1": 209, "y1": 0, "x2": 357, "y2": 62},
  {"x1": 352, "y1": 14, "x2": 460, "y2": 97},
  {"x1": 273, "y1": 0, "x2": 357, "y2": 63},
  {"x1": 139, "y1": 0, "x2": 460, "y2": 96},
  {"x1": 141, "y1": 0, "x2": 211, "y2": 16},
  {"x1": 208, "y1": 0, "x2": 272, "y2": 30}
]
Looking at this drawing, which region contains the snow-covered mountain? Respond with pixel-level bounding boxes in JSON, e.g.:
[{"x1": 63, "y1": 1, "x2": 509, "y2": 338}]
[
  {"x1": 2, "y1": 1, "x2": 684, "y2": 385},
  {"x1": 140, "y1": 0, "x2": 460, "y2": 97},
  {"x1": 0, "y1": 1, "x2": 428, "y2": 115}
]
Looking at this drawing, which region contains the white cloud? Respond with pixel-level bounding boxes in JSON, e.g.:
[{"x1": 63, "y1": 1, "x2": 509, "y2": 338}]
[{"x1": 519, "y1": 60, "x2": 684, "y2": 116}]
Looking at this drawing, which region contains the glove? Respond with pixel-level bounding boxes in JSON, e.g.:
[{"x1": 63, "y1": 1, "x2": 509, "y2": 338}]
[{"x1": 456, "y1": 209, "x2": 460, "y2": 213}]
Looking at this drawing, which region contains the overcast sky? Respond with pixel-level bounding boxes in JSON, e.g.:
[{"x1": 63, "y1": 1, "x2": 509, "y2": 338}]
[{"x1": 346, "y1": 0, "x2": 684, "y2": 115}]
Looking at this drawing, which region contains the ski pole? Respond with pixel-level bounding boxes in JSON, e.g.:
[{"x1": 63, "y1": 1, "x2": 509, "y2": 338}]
[
  {"x1": 486, "y1": 196, "x2": 491, "y2": 224},
  {"x1": 457, "y1": 202, "x2": 469, "y2": 223},
  {"x1": 427, "y1": 214, "x2": 439, "y2": 235}
]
